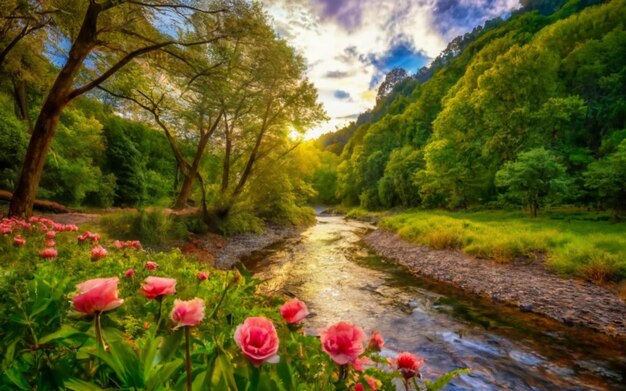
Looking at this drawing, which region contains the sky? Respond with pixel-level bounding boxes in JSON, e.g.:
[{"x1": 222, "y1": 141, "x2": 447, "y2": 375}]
[{"x1": 263, "y1": 0, "x2": 520, "y2": 139}]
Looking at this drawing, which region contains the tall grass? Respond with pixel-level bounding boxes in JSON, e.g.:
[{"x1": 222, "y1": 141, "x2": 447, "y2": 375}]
[{"x1": 379, "y1": 210, "x2": 626, "y2": 282}]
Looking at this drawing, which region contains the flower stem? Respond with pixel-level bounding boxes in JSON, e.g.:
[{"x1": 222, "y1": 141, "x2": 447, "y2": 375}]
[
  {"x1": 404, "y1": 378, "x2": 410, "y2": 391},
  {"x1": 95, "y1": 312, "x2": 106, "y2": 350},
  {"x1": 155, "y1": 296, "x2": 164, "y2": 333},
  {"x1": 185, "y1": 326, "x2": 192, "y2": 391}
]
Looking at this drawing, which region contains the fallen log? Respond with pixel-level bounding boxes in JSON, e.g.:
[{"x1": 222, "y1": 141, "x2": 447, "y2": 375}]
[{"x1": 0, "y1": 190, "x2": 71, "y2": 214}]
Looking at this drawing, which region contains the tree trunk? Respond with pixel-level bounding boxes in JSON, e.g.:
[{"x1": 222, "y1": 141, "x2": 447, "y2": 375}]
[
  {"x1": 12, "y1": 76, "x2": 32, "y2": 132},
  {"x1": 8, "y1": 3, "x2": 100, "y2": 217},
  {"x1": 173, "y1": 114, "x2": 222, "y2": 210},
  {"x1": 221, "y1": 116, "x2": 232, "y2": 193}
]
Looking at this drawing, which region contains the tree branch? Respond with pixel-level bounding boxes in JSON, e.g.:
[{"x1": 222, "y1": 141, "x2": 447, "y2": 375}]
[{"x1": 68, "y1": 35, "x2": 224, "y2": 100}]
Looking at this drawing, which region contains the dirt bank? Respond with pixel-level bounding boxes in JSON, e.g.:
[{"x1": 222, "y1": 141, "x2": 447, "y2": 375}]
[{"x1": 364, "y1": 229, "x2": 626, "y2": 338}]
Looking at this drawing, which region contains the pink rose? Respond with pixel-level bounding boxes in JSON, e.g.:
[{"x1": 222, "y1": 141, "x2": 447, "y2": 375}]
[
  {"x1": 368, "y1": 331, "x2": 384, "y2": 352},
  {"x1": 72, "y1": 277, "x2": 124, "y2": 315},
  {"x1": 280, "y1": 298, "x2": 309, "y2": 324},
  {"x1": 40, "y1": 224, "x2": 48, "y2": 232},
  {"x1": 145, "y1": 261, "x2": 158, "y2": 271},
  {"x1": 139, "y1": 276, "x2": 176, "y2": 300},
  {"x1": 45, "y1": 231, "x2": 56, "y2": 239},
  {"x1": 197, "y1": 271, "x2": 208, "y2": 281},
  {"x1": 320, "y1": 321, "x2": 366, "y2": 365},
  {"x1": 114, "y1": 240, "x2": 123, "y2": 249},
  {"x1": 45, "y1": 239, "x2": 56, "y2": 247},
  {"x1": 91, "y1": 245, "x2": 107, "y2": 261},
  {"x1": 13, "y1": 235, "x2": 26, "y2": 246},
  {"x1": 124, "y1": 269, "x2": 135, "y2": 277},
  {"x1": 171, "y1": 298, "x2": 205, "y2": 327},
  {"x1": 234, "y1": 317, "x2": 280, "y2": 366},
  {"x1": 396, "y1": 352, "x2": 424, "y2": 380},
  {"x1": 39, "y1": 248, "x2": 58, "y2": 259}
]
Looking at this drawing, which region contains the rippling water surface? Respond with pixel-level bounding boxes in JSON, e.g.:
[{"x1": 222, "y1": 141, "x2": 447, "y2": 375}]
[{"x1": 244, "y1": 216, "x2": 625, "y2": 390}]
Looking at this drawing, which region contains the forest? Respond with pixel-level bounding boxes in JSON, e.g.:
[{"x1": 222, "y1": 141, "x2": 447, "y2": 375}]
[{"x1": 317, "y1": 0, "x2": 625, "y2": 218}]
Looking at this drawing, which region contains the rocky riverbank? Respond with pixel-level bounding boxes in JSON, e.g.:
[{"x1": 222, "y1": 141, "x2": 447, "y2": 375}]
[
  {"x1": 182, "y1": 225, "x2": 304, "y2": 269},
  {"x1": 364, "y1": 229, "x2": 626, "y2": 339}
]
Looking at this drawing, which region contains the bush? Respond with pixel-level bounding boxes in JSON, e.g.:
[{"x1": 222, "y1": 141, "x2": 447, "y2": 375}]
[
  {"x1": 218, "y1": 210, "x2": 264, "y2": 236},
  {"x1": 100, "y1": 209, "x2": 187, "y2": 246}
]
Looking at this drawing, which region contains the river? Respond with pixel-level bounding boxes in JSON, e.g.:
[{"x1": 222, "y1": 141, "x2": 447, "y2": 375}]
[{"x1": 243, "y1": 216, "x2": 625, "y2": 390}]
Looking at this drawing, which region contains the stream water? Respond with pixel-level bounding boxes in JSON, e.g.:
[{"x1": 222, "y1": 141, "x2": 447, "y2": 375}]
[{"x1": 243, "y1": 216, "x2": 625, "y2": 390}]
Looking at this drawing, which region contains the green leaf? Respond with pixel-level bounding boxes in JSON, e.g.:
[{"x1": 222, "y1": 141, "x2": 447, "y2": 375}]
[
  {"x1": 145, "y1": 359, "x2": 183, "y2": 390},
  {"x1": 39, "y1": 325, "x2": 85, "y2": 344},
  {"x1": 64, "y1": 378, "x2": 107, "y2": 391},
  {"x1": 425, "y1": 368, "x2": 471, "y2": 391}
]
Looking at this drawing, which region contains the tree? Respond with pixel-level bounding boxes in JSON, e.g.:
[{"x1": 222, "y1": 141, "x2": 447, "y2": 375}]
[
  {"x1": 584, "y1": 139, "x2": 626, "y2": 219},
  {"x1": 376, "y1": 68, "x2": 408, "y2": 102},
  {"x1": 495, "y1": 148, "x2": 570, "y2": 217},
  {"x1": 8, "y1": 0, "x2": 233, "y2": 217}
]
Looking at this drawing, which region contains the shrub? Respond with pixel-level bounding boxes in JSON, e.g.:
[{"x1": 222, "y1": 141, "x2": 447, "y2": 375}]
[{"x1": 100, "y1": 209, "x2": 187, "y2": 246}]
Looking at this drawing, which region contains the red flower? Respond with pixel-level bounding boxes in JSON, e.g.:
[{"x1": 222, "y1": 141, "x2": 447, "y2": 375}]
[
  {"x1": 145, "y1": 261, "x2": 158, "y2": 271},
  {"x1": 197, "y1": 271, "x2": 208, "y2": 281},
  {"x1": 320, "y1": 321, "x2": 366, "y2": 365},
  {"x1": 39, "y1": 248, "x2": 58, "y2": 259},
  {"x1": 280, "y1": 298, "x2": 309, "y2": 324},
  {"x1": 396, "y1": 352, "x2": 424, "y2": 379},
  {"x1": 13, "y1": 235, "x2": 26, "y2": 246},
  {"x1": 91, "y1": 245, "x2": 107, "y2": 261},
  {"x1": 124, "y1": 269, "x2": 135, "y2": 277},
  {"x1": 45, "y1": 231, "x2": 56, "y2": 240},
  {"x1": 72, "y1": 277, "x2": 124, "y2": 315},
  {"x1": 139, "y1": 276, "x2": 176, "y2": 300},
  {"x1": 234, "y1": 317, "x2": 280, "y2": 366},
  {"x1": 368, "y1": 331, "x2": 384, "y2": 352}
]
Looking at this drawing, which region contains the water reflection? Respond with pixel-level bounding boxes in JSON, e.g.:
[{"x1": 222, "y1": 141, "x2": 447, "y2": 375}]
[{"x1": 244, "y1": 216, "x2": 625, "y2": 390}]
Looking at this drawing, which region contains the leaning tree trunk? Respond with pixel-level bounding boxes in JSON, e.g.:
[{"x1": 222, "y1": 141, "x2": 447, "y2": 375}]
[
  {"x1": 8, "y1": 101, "x2": 64, "y2": 217},
  {"x1": 8, "y1": 3, "x2": 99, "y2": 217}
]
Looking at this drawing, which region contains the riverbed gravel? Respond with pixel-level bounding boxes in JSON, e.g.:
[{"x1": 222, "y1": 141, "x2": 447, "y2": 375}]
[{"x1": 364, "y1": 229, "x2": 626, "y2": 338}]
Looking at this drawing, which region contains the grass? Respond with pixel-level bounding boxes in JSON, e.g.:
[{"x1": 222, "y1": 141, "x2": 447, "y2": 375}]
[{"x1": 378, "y1": 209, "x2": 626, "y2": 283}]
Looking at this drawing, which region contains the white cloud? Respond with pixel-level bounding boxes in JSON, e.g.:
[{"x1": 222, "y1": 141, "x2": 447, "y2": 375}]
[{"x1": 262, "y1": 0, "x2": 519, "y2": 139}]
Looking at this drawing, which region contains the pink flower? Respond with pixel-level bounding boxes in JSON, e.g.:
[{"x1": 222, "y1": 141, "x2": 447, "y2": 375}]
[
  {"x1": 91, "y1": 245, "x2": 107, "y2": 261},
  {"x1": 139, "y1": 276, "x2": 176, "y2": 300},
  {"x1": 280, "y1": 298, "x2": 309, "y2": 324},
  {"x1": 45, "y1": 231, "x2": 56, "y2": 239},
  {"x1": 234, "y1": 317, "x2": 280, "y2": 366},
  {"x1": 197, "y1": 271, "x2": 208, "y2": 281},
  {"x1": 396, "y1": 352, "x2": 424, "y2": 380},
  {"x1": 72, "y1": 277, "x2": 124, "y2": 315},
  {"x1": 352, "y1": 356, "x2": 370, "y2": 371},
  {"x1": 28, "y1": 216, "x2": 40, "y2": 223},
  {"x1": 171, "y1": 298, "x2": 205, "y2": 327},
  {"x1": 77, "y1": 234, "x2": 87, "y2": 242},
  {"x1": 40, "y1": 224, "x2": 48, "y2": 232},
  {"x1": 320, "y1": 321, "x2": 366, "y2": 365},
  {"x1": 124, "y1": 269, "x2": 135, "y2": 277},
  {"x1": 45, "y1": 239, "x2": 56, "y2": 247},
  {"x1": 114, "y1": 240, "x2": 123, "y2": 249},
  {"x1": 368, "y1": 331, "x2": 384, "y2": 352},
  {"x1": 145, "y1": 261, "x2": 158, "y2": 271},
  {"x1": 130, "y1": 240, "x2": 142, "y2": 249},
  {"x1": 13, "y1": 235, "x2": 26, "y2": 246},
  {"x1": 39, "y1": 248, "x2": 58, "y2": 259}
]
